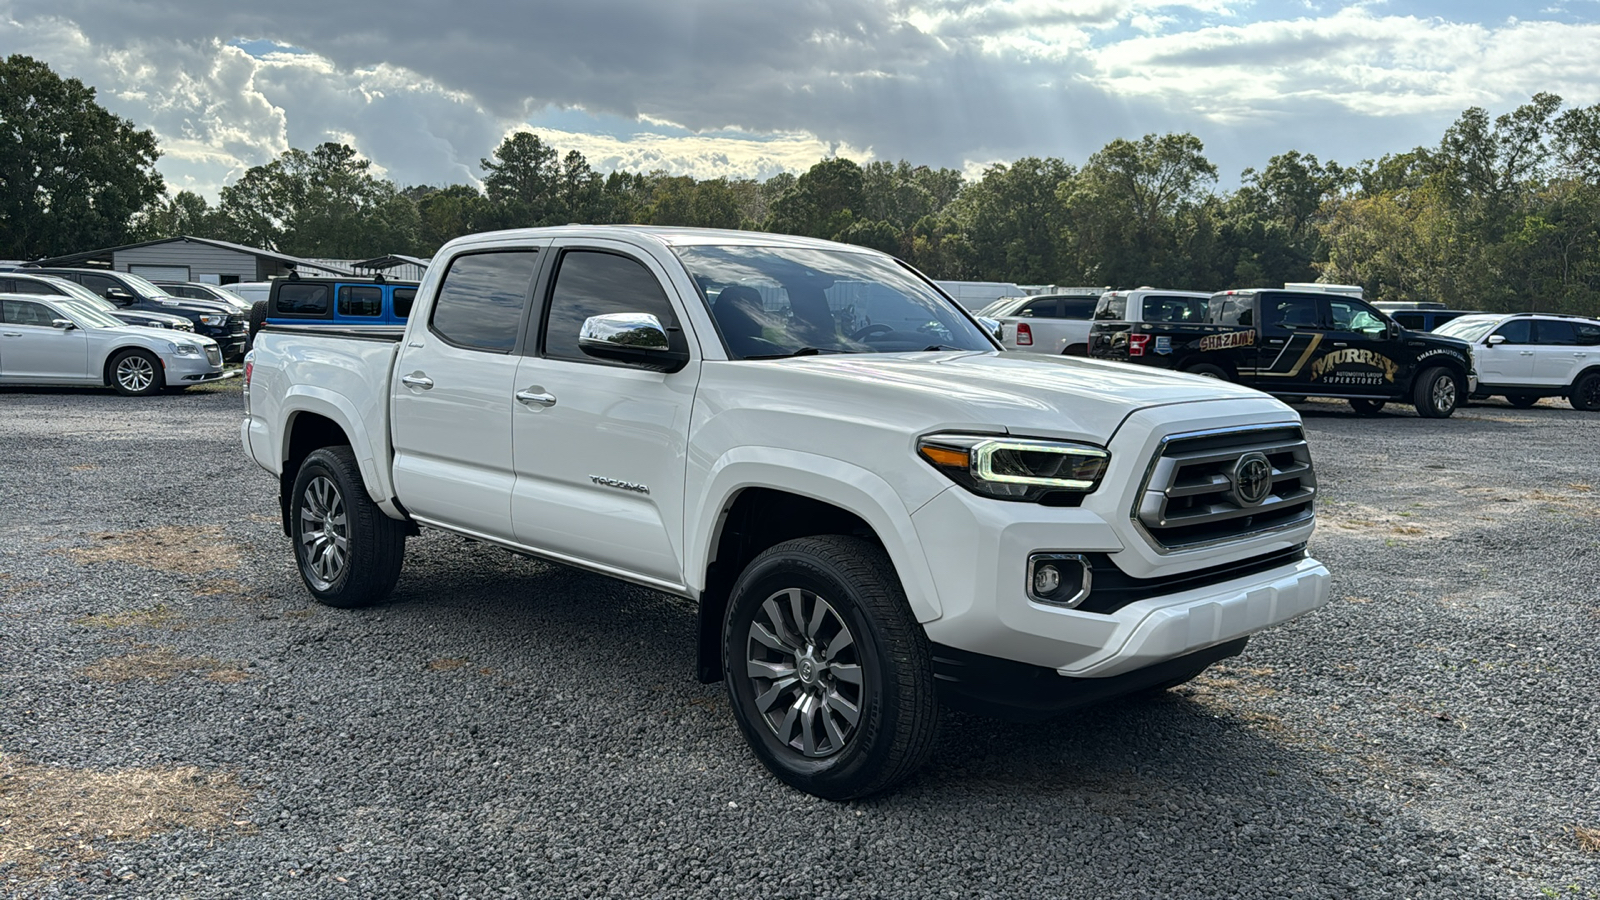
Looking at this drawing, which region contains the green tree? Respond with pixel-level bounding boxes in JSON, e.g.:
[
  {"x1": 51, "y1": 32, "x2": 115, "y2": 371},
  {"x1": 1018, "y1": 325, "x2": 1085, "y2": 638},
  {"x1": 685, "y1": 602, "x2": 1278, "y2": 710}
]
[
  {"x1": 414, "y1": 184, "x2": 485, "y2": 255},
  {"x1": 766, "y1": 158, "x2": 864, "y2": 239},
  {"x1": 947, "y1": 157, "x2": 1074, "y2": 283},
  {"x1": 129, "y1": 190, "x2": 226, "y2": 241},
  {"x1": 0, "y1": 55, "x2": 165, "y2": 258},
  {"x1": 480, "y1": 132, "x2": 560, "y2": 228},
  {"x1": 215, "y1": 142, "x2": 418, "y2": 257}
]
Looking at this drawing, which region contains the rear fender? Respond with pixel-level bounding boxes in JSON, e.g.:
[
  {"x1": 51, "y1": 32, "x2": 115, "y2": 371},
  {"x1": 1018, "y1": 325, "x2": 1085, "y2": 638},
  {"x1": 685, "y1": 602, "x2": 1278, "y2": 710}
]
[{"x1": 280, "y1": 386, "x2": 399, "y2": 514}]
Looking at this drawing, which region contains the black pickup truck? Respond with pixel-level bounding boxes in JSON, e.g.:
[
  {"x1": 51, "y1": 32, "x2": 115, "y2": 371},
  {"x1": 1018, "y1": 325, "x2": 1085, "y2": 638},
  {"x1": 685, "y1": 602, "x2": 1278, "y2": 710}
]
[{"x1": 1088, "y1": 288, "x2": 1476, "y2": 417}]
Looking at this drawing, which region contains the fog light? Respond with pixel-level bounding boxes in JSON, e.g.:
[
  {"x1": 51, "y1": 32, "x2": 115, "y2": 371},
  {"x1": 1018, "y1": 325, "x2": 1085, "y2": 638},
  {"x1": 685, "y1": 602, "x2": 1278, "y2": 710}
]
[{"x1": 1026, "y1": 553, "x2": 1091, "y2": 608}]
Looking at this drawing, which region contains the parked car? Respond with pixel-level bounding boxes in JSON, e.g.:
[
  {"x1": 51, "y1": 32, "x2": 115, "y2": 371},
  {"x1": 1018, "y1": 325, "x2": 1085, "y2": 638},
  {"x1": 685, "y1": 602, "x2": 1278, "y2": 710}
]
[
  {"x1": 154, "y1": 281, "x2": 251, "y2": 314},
  {"x1": 243, "y1": 225, "x2": 1331, "y2": 799},
  {"x1": 0, "y1": 273, "x2": 195, "y2": 332},
  {"x1": 1089, "y1": 288, "x2": 1476, "y2": 417},
  {"x1": 19, "y1": 267, "x2": 247, "y2": 362},
  {"x1": 1379, "y1": 305, "x2": 1487, "y2": 332},
  {"x1": 1434, "y1": 312, "x2": 1600, "y2": 410},
  {"x1": 1091, "y1": 288, "x2": 1214, "y2": 328},
  {"x1": 247, "y1": 276, "x2": 419, "y2": 348},
  {"x1": 983, "y1": 290, "x2": 1103, "y2": 355},
  {"x1": 0, "y1": 294, "x2": 225, "y2": 394}
]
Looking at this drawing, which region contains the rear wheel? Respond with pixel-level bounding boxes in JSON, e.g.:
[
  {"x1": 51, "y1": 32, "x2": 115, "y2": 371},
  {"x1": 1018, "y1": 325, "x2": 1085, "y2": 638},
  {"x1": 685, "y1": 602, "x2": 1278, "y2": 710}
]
[
  {"x1": 1505, "y1": 394, "x2": 1540, "y2": 409},
  {"x1": 723, "y1": 535, "x2": 937, "y2": 800},
  {"x1": 245, "y1": 301, "x2": 268, "y2": 352},
  {"x1": 1349, "y1": 398, "x2": 1386, "y2": 416},
  {"x1": 290, "y1": 446, "x2": 406, "y2": 608},
  {"x1": 1570, "y1": 372, "x2": 1600, "y2": 412},
  {"x1": 109, "y1": 349, "x2": 164, "y2": 396},
  {"x1": 1412, "y1": 367, "x2": 1460, "y2": 418},
  {"x1": 1184, "y1": 363, "x2": 1228, "y2": 380}
]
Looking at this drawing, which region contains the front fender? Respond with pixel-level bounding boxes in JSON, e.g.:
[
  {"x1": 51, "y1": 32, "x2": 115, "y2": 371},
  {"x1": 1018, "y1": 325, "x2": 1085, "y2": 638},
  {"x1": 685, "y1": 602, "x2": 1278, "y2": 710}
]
[
  {"x1": 280, "y1": 386, "x2": 396, "y2": 508},
  {"x1": 688, "y1": 447, "x2": 944, "y2": 623}
]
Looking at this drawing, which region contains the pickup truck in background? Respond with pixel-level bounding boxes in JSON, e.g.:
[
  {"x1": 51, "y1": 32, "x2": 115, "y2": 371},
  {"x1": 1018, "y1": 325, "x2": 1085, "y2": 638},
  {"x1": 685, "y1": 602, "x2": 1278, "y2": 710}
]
[
  {"x1": 1089, "y1": 287, "x2": 1476, "y2": 418},
  {"x1": 243, "y1": 226, "x2": 1331, "y2": 798},
  {"x1": 978, "y1": 289, "x2": 1105, "y2": 356}
]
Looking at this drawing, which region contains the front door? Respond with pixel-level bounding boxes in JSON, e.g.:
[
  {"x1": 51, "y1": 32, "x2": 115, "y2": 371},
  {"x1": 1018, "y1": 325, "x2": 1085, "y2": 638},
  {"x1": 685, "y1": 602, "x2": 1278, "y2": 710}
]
[
  {"x1": 389, "y1": 247, "x2": 547, "y2": 542},
  {"x1": 510, "y1": 243, "x2": 698, "y2": 588},
  {"x1": 1478, "y1": 319, "x2": 1535, "y2": 386},
  {"x1": 0, "y1": 298, "x2": 89, "y2": 381},
  {"x1": 1313, "y1": 297, "x2": 1403, "y2": 397}
]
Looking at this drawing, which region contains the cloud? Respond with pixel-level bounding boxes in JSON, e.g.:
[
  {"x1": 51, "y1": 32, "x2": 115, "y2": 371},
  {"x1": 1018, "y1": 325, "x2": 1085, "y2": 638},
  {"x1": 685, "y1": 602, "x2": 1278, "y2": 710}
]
[{"x1": 2, "y1": 0, "x2": 1598, "y2": 201}]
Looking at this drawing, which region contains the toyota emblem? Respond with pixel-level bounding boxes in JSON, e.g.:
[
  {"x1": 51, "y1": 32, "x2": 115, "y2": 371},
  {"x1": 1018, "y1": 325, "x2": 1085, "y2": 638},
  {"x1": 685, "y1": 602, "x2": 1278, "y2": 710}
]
[{"x1": 1232, "y1": 453, "x2": 1273, "y2": 506}]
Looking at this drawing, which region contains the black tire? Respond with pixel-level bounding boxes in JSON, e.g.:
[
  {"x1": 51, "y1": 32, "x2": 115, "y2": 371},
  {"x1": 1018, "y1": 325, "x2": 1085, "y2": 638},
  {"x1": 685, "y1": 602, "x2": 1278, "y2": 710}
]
[
  {"x1": 1280, "y1": 395, "x2": 1307, "y2": 404},
  {"x1": 289, "y1": 446, "x2": 406, "y2": 608},
  {"x1": 245, "y1": 300, "x2": 268, "y2": 352},
  {"x1": 1349, "y1": 398, "x2": 1386, "y2": 416},
  {"x1": 1183, "y1": 362, "x2": 1229, "y2": 380},
  {"x1": 1411, "y1": 366, "x2": 1460, "y2": 418},
  {"x1": 1062, "y1": 343, "x2": 1088, "y2": 357},
  {"x1": 1570, "y1": 372, "x2": 1600, "y2": 412},
  {"x1": 1505, "y1": 394, "x2": 1540, "y2": 409},
  {"x1": 108, "y1": 349, "x2": 164, "y2": 396},
  {"x1": 723, "y1": 535, "x2": 937, "y2": 800}
]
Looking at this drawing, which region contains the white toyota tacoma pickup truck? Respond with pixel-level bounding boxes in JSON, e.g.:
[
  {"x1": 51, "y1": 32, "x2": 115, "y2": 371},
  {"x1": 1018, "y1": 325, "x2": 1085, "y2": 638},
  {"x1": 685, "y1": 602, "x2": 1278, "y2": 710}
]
[{"x1": 242, "y1": 225, "x2": 1330, "y2": 799}]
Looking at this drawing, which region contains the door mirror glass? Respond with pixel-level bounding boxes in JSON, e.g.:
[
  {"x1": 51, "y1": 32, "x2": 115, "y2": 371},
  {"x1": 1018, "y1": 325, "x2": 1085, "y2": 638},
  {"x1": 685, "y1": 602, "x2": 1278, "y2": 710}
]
[{"x1": 578, "y1": 313, "x2": 688, "y2": 372}]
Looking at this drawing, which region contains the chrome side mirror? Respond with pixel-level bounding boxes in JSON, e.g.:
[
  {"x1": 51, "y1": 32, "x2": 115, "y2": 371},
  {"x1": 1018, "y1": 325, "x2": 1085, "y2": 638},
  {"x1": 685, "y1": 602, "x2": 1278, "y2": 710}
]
[
  {"x1": 51, "y1": 318, "x2": 76, "y2": 330},
  {"x1": 977, "y1": 316, "x2": 1003, "y2": 343},
  {"x1": 578, "y1": 313, "x2": 689, "y2": 372}
]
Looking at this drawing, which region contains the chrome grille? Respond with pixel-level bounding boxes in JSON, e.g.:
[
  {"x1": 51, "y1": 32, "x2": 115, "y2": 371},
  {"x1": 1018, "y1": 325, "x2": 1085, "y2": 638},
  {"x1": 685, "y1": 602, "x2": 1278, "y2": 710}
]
[
  {"x1": 1133, "y1": 424, "x2": 1316, "y2": 551},
  {"x1": 205, "y1": 346, "x2": 223, "y2": 366}
]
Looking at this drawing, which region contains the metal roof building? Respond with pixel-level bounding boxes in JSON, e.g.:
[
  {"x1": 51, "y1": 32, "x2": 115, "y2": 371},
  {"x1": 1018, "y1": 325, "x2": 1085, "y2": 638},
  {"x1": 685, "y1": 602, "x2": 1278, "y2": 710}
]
[{"x1": 27, "y1": 236, "x2": 352, "y2": 285}]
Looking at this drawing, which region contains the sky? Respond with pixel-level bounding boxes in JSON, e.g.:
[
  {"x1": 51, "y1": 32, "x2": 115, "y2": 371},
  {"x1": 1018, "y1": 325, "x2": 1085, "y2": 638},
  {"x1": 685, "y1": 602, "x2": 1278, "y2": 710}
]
[{"x1": 3, "y1": 0, "x2": 1598, "y2": 201}]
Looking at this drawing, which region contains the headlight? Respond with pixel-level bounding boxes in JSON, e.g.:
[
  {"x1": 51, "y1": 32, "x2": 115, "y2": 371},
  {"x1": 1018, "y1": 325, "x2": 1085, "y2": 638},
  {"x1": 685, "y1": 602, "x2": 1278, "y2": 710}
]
[
  {"x1": 166, "y1": 341, "x2": 202, "y2": 356},
  {"x1": 196, "y1": 314, "x2": 226, "y2": 326},
  {"x1": 917, "y1": 434, "x2": 1109, "y2": 503}
]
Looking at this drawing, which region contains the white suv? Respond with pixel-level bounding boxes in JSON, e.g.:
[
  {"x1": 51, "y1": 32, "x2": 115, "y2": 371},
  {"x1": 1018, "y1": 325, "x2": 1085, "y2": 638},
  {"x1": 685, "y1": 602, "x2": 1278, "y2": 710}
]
[{"x1": 1435, "y1": 313, "x2": 1600, "y2": 410}]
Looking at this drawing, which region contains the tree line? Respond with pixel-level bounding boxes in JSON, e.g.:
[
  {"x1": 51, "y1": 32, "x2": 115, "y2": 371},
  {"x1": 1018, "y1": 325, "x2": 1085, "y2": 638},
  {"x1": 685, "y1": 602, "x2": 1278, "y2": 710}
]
[{"x1": 4, "y1": 54, "x2": 1599, "y2": 315}]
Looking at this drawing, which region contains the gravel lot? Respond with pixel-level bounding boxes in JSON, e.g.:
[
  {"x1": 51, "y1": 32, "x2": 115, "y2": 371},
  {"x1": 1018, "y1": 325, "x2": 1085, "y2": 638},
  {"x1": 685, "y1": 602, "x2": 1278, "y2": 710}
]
[{"x1": 1, "y1": 380, "x2": 1596, "y2": 899}]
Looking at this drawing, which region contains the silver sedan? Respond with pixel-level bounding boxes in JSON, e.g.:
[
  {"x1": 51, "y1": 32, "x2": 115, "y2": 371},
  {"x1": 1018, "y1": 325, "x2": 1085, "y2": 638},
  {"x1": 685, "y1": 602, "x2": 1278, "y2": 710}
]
[{"x1": 0, "y1": 293, "x2": 227, "y2": 395}]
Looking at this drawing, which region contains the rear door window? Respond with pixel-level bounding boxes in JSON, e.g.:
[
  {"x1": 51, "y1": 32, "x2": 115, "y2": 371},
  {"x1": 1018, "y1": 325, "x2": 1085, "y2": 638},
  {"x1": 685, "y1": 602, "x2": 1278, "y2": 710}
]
[
  {"x1": 1019, "y1": 298, "x2": 1060, "y2": 318},
  {"x1": 1060, "y1": 298, "x2": 1098, "y2": 319},
  {"x1": 1534, "y1": 319, "x2": 1578, "y2": 345},
  {"x1": 430, "y1": 252, "x2": 539, "y2": 353},
  {"x1": 337, "y1": 285, "x2": 383, "y2": 317}
]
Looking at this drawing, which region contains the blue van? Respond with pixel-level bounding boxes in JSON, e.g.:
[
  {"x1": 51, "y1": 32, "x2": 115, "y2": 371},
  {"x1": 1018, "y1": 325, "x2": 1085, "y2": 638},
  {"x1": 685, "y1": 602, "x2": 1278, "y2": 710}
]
[{"x1": 262, "y1": 276, "x2": 419, "y2": 329}]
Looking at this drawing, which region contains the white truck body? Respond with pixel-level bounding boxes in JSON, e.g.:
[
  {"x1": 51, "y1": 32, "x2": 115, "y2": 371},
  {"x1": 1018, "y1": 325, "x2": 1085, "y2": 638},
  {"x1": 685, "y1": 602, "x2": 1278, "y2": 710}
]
[{"x1": 243, "y1": 226, "x2": 1330, "y2": 797}]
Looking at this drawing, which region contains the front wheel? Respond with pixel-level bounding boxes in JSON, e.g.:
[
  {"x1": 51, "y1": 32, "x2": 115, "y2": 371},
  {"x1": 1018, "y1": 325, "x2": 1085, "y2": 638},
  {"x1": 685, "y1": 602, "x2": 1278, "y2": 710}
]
[
  {"x1": 1349, "y1": 398, "x2": 1386, "y2": 416},
  {"x1": 290, "y1": 446, "x2": 406, "y2": 608},
  {"x1": 109, "y1": 349, "x2": 164, "y2": 396},
  {"x1": 1570, "y1": 373, "x2": 1600, "y2": 412},
  {"x1": 1412, "y1": 367, "x2": 1460, "y2": 418},
  {"x1": 723, "y1": 535, "x2": 937, "y2": 800},
  {"x1": 1505, "y1": 394, "x2": 1540, "y2": 409}
]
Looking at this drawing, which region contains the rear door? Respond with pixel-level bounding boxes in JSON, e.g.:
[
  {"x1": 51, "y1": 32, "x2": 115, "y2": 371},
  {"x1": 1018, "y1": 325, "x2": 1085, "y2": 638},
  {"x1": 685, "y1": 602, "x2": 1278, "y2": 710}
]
[
  {"x1": 1530, "y1": 319, "x2": 1592, "y2": 387},
  {"x1": 389, "y1": 246, "x2": 548, "y2": 541},
  {"x1": 510, "y1": 241, "x2": 699, "y2": 588},
  {"x1": 1248, "y1": 292, "x2": 1324, "y2": 395}
]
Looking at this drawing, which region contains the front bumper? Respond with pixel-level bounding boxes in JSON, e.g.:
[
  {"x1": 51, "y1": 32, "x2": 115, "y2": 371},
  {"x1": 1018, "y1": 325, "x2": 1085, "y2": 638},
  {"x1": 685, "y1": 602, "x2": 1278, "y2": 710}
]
[
  {"x1": 911, "y1": 484, "x2": 1331, "y2": 676},
  {"x1": 164, "y1": 353, "x2": 228, "y2": 383}
]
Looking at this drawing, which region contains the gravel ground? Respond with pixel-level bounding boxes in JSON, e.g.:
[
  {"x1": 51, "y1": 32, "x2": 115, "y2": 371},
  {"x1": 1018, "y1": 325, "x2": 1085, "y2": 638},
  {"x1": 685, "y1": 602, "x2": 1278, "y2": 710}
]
[{"x1": 0, "y1": 381, "x2": 1596, "y2": 899}]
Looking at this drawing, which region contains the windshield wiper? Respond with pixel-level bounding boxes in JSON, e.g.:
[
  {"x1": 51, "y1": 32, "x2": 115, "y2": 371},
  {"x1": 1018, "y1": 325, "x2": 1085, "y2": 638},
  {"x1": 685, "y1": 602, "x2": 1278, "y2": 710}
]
[
  {"x1": 743, "y1": 347, "x2": 863, "y2": 360},
  {"x1": 922, "y1": 344, "x2": 966, "y2": 351}
]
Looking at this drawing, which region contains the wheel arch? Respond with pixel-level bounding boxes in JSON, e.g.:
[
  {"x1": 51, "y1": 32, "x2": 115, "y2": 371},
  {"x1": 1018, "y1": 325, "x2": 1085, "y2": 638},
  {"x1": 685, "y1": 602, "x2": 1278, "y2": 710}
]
[
  {"x1": 688, "y1": 452, "x2": 944, "y2": 683},
  {"x1": 276, "y1": 389, "x2": 401, "y2": 534},
  {"x1": 100, "y1": 344, "x2": 160, "y2": 387}
]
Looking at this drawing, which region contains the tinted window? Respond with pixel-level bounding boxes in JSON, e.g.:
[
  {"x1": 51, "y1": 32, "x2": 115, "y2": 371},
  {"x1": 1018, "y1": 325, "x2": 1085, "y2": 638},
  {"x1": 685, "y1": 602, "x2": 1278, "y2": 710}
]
[
  {"x1": 431, "y1": 251, "x2": 538, "y2": 353},
  {"x1": 10, "y1": 279, "x2": 61, "y2": 295},
  {"x1": 1094, "y1": 294, "x2": 1127, "y2": 321},
  {"x1": 543, "y1": 251, "x2": 677, "y2": 362},
  {"x1": 1576, "y1": 322, "x2": 1600, "y2": 346},
  {"x1": 337, "y1": 285, "x2": 383, "y2": 317},
  {"x1": 1328, "y1": 298, "x2": 1386, "y2": 332},
  {"x1": 1143, "y1": 295, "x2": 1206, "y2": 323},
  {"x1": 1492, "y1": 320, "x2": 1531, "y2": 344},
  {"x1": 1060, "y1": 298, "x2": 1098, "y2": 319},
  {"x1": 1018, "y1": 298, "x2": 1058, "y2": 318},
  {"x1": 1, "y1": 298, "x2": 55, "y2": 326},
  {"x1": 1209, "y1": 295, "x2": 1254, "y2": 327},
  {"x1": 1391, "y1": 312, "x2": 1425, "y2": 329},
  {"x1": 1534, "y1": 319, "x2": 1578, "y2": 345},
  {"x1": 77, "y1": 273, "x2": 120, "y2": 297},
  {"x1": 275, "y1": 283, "x2": 330, "y2": 316},
  {"x1": 393, "y1": 288, "x2": 416, "y2": 319},
  {"x1": 1265, "y1": 295, "x2": 1320, "y2": 329}
]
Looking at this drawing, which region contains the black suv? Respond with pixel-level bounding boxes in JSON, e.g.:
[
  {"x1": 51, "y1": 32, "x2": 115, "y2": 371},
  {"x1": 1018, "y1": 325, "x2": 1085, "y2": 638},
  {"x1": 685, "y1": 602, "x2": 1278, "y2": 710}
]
[{"x1": 22, "y1": 267, "x2": 248, "y2": 361}]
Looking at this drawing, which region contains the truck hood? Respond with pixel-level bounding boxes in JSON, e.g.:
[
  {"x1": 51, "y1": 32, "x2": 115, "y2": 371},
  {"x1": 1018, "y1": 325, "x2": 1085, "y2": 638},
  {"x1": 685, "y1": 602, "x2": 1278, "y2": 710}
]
[{"x1": 742, "y1": 350, "x2": 1283, "y2": 441}]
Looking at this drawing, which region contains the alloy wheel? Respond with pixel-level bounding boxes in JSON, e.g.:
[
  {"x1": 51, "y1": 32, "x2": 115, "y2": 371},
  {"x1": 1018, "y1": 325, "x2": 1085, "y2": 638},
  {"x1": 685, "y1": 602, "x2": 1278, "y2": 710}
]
[
  {"x1": 745, "y1": 588, "x2": 864, "y2": 758},
  {"x1": 297, "y1": 475, "x2": 349, "y2": 591},
  {"x1": 116, "y1": 355, "x2": 155, "y2": 393}
]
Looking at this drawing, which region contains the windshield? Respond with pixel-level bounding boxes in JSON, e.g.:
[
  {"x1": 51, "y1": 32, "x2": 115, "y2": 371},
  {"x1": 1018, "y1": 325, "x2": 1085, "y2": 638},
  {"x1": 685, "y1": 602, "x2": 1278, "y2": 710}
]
[
  {"x1": 54, "y1": 298, "x2": 128, "y2": 329},
  {"x1": 1434, "y1": 317, "x2": 1500, "y2": 342},
  {"x1": 673, "y1": 244, "x2": 993, "y2": 358}
]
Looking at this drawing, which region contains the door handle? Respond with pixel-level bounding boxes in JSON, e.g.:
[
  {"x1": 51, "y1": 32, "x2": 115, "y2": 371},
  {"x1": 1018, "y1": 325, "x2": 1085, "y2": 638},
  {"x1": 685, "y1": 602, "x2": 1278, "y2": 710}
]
[
  {"x1": 1520, "y1": 351, "x2": 1535, "y2": 356},
  {"x1": 1332, "y1": 342, "x2": 1348, "y2": 348},
  {"x1": 1268, "y1": 339, "x2": 1285, "y2": 345},
  {"x1": 1, "y1": 332, "x2": 20, "y2": 337},
  {"x1": 516, "y1": 388, "x2": 557, "y2": 408},
  {"x1": 400, "y1": 373, "x2": 434, "y2": 390}
]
